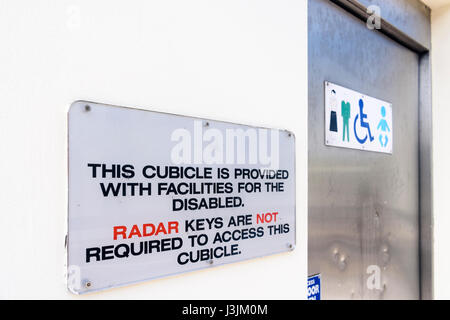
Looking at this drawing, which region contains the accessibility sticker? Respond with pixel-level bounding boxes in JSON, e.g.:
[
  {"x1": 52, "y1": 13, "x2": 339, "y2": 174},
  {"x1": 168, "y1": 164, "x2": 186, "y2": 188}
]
[{"x1": 325, "y1": 82, "x2": 393, "y2": 154}]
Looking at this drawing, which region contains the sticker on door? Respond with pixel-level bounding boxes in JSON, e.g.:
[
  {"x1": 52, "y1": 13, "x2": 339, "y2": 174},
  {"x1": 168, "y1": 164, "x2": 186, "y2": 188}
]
[
  {"x1": 307, "y1": 274, "x2": 321, "y2": 300},
  {"x1": 325, "y1": 81, "x2": 393, "y2": 154}
]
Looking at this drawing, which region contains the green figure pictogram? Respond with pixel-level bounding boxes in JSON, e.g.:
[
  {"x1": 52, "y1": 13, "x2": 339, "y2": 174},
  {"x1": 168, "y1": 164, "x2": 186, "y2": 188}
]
[{"x1": 341, "y1": 101, "x2": 351, "y2": 142}]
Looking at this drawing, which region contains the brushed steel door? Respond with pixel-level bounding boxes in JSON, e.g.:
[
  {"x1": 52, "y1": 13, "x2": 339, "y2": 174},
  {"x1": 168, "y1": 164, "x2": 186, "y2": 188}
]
[{"x1": 308, "y1": 0, "x2": 425, "y2": 300}]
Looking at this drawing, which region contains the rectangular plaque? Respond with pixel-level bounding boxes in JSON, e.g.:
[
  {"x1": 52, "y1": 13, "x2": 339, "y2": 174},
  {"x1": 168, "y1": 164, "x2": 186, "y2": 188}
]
[{"x1": 67, "y1": 101, "x2": 296, "y2": 294}]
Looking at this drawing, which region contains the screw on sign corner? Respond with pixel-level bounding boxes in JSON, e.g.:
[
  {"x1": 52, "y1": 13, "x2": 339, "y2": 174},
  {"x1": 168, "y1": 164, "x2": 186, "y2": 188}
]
[
  {"x1": 84, "y1": 105, "x2": 91, "y2": 112},
  {"x1": 83, "y1": 280, "x2": 92, "y2": 289}
]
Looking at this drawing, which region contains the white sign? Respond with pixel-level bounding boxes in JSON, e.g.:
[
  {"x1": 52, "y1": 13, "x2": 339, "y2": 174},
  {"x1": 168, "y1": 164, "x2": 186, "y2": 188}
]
[
  {"x1": 325, "y1": 82, "x2": 393, "y2": 154},
  {"x1": 67, "y1": 101, "x2": 296, "y2": 294}
]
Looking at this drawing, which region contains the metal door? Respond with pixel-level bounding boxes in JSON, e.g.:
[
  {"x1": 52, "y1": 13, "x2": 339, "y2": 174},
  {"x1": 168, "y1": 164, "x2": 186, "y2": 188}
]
[{"x1": 308, "y1": 0, "x2": 431, "y2": 300}]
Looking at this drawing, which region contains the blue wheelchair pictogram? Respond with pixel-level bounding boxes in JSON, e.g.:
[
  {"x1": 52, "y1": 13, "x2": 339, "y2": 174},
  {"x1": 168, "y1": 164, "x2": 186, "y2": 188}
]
[{"x1": 354, "y1": 99, "x2": 374, "y2": 144}]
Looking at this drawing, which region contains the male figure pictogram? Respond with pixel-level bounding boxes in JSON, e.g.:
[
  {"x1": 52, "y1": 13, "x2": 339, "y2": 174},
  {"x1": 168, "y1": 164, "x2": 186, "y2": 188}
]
[{"x1": 341, "y1": 101, "x2": 351, "y2": 142}]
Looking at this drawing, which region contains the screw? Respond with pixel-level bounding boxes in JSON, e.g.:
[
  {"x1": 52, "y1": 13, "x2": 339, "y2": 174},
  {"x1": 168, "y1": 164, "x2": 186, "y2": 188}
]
[
  {"x1": 83, "y1": 279, "x2": 92, "y2": 289},
  {"x1": 208, "y1": 260, "x2": 214, "y2": 265},
  {"x1": 84, "y1": 105, "x2": 91, "y2": 112},
  {"x1": 205, "y1": 122, "x2": 210, "y2": 127}
]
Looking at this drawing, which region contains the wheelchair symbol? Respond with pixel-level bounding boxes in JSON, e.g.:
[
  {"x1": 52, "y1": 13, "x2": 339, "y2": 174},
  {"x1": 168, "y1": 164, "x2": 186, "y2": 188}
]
[{"x1": 354, "y1": 99, "x2": 374, "y2": 144}]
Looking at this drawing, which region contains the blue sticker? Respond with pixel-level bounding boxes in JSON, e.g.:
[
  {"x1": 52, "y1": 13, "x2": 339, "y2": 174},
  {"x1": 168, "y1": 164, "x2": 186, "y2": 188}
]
[{"x1": 307, "y1": 274, "x2": 321, "y2": 300}]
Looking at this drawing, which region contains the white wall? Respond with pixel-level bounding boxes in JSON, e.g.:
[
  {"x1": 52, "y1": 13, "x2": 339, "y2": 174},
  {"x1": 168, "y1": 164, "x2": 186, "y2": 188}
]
[
  {"x1": 431, "y1": 3, "x2": 450, "y2": 300},
  {"x1": 0, "y1": 0, "x2": 308, "y2": 299}
]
